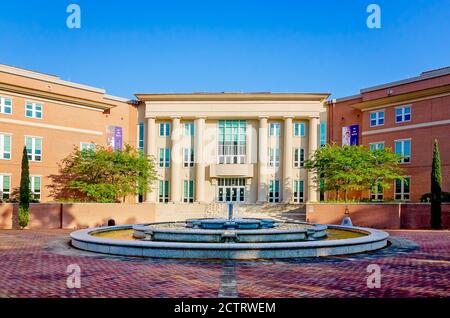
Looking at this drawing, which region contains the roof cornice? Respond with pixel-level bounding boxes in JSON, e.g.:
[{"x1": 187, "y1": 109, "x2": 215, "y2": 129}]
[{"x1": 135, "y1": 92, "x2": 330, "y2": 102}]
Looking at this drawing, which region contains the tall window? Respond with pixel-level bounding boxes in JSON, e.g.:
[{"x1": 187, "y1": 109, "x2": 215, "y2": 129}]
[
  {"x1": 293, "y1": 180, "x2": 304, "y2": 203},
  {"x1": 293, "y1": 148, "x2": 304, "y2": 168},
  {"x1": 218, "y1": 120, "x2": 246, "y2": 164},
  {"x1": 159, "y1": 148, "x2": 170, "y2": 168},
  {"x1": 370, "y1": 110, "x2": 384, "y2": 127},
  {"x1": 183, "y1": 148, "x2": 194, "y2": 167},
  {"x1": 268, "y1": 180, "x2": 280, "y2": 203},
  {"x1": 25, "y1": 136, "x2": 42, "y2": 162},
  {"x1": 0, "y1": 174, "x2": 11, "y2": 201},
  {"x1": 395, "y1": 139, "x2": 411, "y2": 163},
  {"x1": 370, "y1": 183, "x2": 384, "y2": 201},
  {"x1": 183, "y1": 180, "x2": 194, "y2": 203},
  {"x1": 370, "y1": 142, "x2": 384, "y2": 151},
  {"x1": 0, "y1": 97, "x2": 12, "y2": 114},
  {"x1": 294, "y1": 122, "x2": 305, "y2": 137},
  {"x1": 269, "y1": 123, "x2": 281, "y2": 136},
  {"x1": 159, "y1": 122, "x2": 171, "y2": 136},
  {"x1": 0, "y1": 133, "x2": 12, "y2": 160},
  {"x1": 395, "y1": 177, "x2": 410, "y2": 201},
  {"x1": 138, "y1": 123, "x2": 145, "y2": 151},
  {"x1": 184, "y1": 122, "x2": 194, "y2": 136},
  {"x1": 30, "y1": 176, "x2": 41, "y2": 201},
  {"x1": 25, "y1": 102, "x2": 42, "y2": 119},
  {"x1": 159, "y1": 180, "x2": 169, "y2": 203},
  {"x1": 395, "y1": 106, "x2": 411, "y2": 123},
  {"x1": 320, "y1": 122, "x2": 327, "y2": 147},
  {"x1": 269, "y1": 148, "x2": 280, "y2": 167}
]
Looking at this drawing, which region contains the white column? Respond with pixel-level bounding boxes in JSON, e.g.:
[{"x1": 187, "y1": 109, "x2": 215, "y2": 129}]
[
  {"x1": 195, "y1": 117, "x2": 206, "y2": 203},
  {"x1": 257, "y1": 117, "x2": 268, "y2": 203},
  {"x1": 146, "y1": 117, "x2": 157, "y2": 203},
  {"x1": 283, "y1": 116, "x2": 293, "y2": 203},
  {"x1": 308, "y1": 117, "x2": 320, "y2": 203},
  {"x1": 170, "y1": 117, "x2": 182, "y2": 203}
]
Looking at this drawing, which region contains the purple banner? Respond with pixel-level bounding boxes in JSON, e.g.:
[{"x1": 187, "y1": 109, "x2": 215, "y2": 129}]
[
  {"x1": 106, "y1": 125, "x2": 123, "y2": 150},
  {"x1": 342, "y1": 125, "x2": 359, "y2": 146}
]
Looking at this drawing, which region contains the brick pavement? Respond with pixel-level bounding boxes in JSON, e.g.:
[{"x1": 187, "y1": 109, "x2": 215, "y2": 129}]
[{"x1": 0, "y1": 229, "x2": 449, "y2": 298}]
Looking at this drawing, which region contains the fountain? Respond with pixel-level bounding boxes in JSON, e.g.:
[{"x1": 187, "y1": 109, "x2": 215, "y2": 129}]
[{"x1": 70, "y1": 203, "x2": 389, "y2": 259}]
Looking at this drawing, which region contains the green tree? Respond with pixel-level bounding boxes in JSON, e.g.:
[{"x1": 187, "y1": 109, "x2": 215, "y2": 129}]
[
  {"x1": 49, "y1": 144, "x2": 158, "y2": 203},
  {"x1": 430, "y1": 139, "x2": 442, "y2": 229},
  {"x1": 305, "y1": 144, "x2": 404, "y2": 201},
  {"x1": 18, "y1": 146, "x2": 30, "y2": 229}
]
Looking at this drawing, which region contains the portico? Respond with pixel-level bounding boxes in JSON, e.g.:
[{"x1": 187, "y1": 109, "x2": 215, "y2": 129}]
[{"x1": 135, "y1": 93, "x2": 329, "y2": 205}]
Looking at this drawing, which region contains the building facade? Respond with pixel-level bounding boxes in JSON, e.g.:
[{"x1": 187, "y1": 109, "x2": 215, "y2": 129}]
[
  {"x1": 135, "y1": 93, "x2": 329, "y2": 204},
  {"x1": 0, "y1": 64, "x2": 135, "y2": 202},
  {"x1": 328, "y1": 67, "x2": 450, "y2": 202}
]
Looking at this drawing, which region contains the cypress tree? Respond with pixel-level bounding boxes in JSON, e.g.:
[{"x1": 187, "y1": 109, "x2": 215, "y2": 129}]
[
  {"x1": 18, "y1": 146, "x2": 30, "y2": 228},
  {"x1": 430, "y1": 139, "x2": 442, "y2": 229}
]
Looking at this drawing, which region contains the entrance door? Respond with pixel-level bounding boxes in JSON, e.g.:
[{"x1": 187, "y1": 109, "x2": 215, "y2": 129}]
[{"x1": 218, "y1": 178, "x2": 245, "y2": 202}]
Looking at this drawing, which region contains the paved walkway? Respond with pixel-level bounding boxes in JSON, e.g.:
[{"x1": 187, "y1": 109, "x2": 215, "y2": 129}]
[{"x1": 0, "y1": 229, "x2": 449, "y2": 298}]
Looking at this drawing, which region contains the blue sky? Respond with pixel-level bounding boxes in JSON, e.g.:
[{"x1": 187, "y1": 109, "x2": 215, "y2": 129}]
[{"x1": 0, "y1": 0, "x2": 449, "y2": 99}]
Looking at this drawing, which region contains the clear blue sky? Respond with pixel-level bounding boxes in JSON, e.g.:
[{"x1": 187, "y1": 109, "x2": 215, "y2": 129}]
[{"x1": 1, "y1": 0, "x2": 449, "y2": 99}]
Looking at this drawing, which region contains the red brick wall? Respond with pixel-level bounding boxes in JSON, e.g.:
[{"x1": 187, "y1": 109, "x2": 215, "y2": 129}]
[
  {"x1": 306, "y1": 203, "x2": 450, "y2": 229},
  {"x1": 0, "y1": 203, "x2": 156, "y2": 229}
]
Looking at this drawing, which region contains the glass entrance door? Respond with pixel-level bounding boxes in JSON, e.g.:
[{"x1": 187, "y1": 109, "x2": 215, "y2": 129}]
[{"x1": 218, "y1": 178, "x2": 245, "y2": 202}]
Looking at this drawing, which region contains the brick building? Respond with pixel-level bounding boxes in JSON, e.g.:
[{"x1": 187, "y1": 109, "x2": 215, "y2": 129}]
[{"x1": 327, "y1": 67, "x2": 450, "y2": 202}]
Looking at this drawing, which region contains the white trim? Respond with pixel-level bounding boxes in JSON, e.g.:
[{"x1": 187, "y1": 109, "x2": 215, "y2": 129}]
[
  {"x1": 369, "y1": 109, "x2": 385, "y2": 127},
  {"x1": 369, "y1": 141, "x2": 385, "y2": 150},
  {"x1": 25, "y1": 135, "x2": 43, "y2": 162},
  {"x1": 0, "y1": 132, "x2": 12, "y2": 160},
  {"x1": 29, "y1": 175, "x2": 42, "y2": 201},
  {"x1": 362, "y1": 119, "x2": 450, "y2": 136},
  {"x1": 25, "y1": 100, "x2": 43, "y2": 119},
  {"x1": 0, "y1": 96, "x2": 13, "y2": 115},
  {"x1": 394, "y1": 138, "x2": 412, "y2": 164},
  {"x1": 394, "y1": 105, "x2": 412, "y2": 124},
  {"x1": 0, "y1": 117, "x2": 103, "y2": 135},
  {"x1": 0, "y1": 90, "x2": 105, "y2": 113},
  {"x1": 394, "y1": 176, "x2": 411, "y2": 201}
]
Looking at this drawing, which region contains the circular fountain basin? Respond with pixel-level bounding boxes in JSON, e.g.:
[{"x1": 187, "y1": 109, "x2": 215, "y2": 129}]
[
  {"x1": 133, "y1": 221, "x2": 327, "y2": 243},
  {"x1": 70, "y1": 220, "x2": 389, "y2": 259}
]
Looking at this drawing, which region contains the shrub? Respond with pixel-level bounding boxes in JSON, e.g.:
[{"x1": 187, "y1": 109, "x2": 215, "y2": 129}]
[{"x1": 18, "y1": 206, "x2": 29, "y2": 229}]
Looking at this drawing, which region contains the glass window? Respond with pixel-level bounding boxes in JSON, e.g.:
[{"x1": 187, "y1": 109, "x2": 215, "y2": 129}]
[
  {"x1": 395, "y1": 139, "x2": 411, "y2": 163},
  {"x1": 269, "y1": 123, "x2": 281, "y2": 136},
  {"x1": 25, "y1": 102, "x2": 43, "y2": 119},
  {"x1": 294, "y1": 122, "x2": 305, "y2": 137},
  {"x1": 395, "y1": 177, "x2": 410, "y2": 201},
  {"x1": 369, "y1": 142, "x2": 384, "y2": 151},
  {"x1": 396, "y1": 106, "x2": 411, "y2": 123},
  {"x1": 0, "y1": 174, "x2": 11, "y2": 201},
  {"x1": 320, "y1": 122, "x2": 327, "y2": 147},
  {"x1": 218, "y1": 120, "x2": 246, "y2": 164},
  {"x1": 184, "y1": 122, "x2": 195, "y2": 136},
  {"x1": 159, "y1": 148, "x2": 170, "y2": 168},
  {"x1": 370, "y1": 183, "x2": 384, "y2": 201},
  {"x1": 0, "y1": 97, "x2": 12, "y2": 114},
  {"x1": 159, "y1": 180, "x2": 169, "y2": 203},
  {"x1": 370, "y1": 110, "x2": 384, "y2": 127},
  {"x1": 80, "y1": 142, "x2": 96, "y2": 151},
  {"x1": 0, "y1": 134, "x2": 12, "y2": 160},
  {"x1": 183, "y1": 180, "x2": 194, "y2": 203},
  {"x1": 269, "y1": 148, "x2": 280, "y2": 167},
  {"x1": 30, "y1": 176, "x2": 41, "y2": 201},
  {"x1": 268, "y1": 180, "x2": 280, "y2": 203},
  {"x1": 159, "y1": 122, "x2": 171, "y2": 136},
  {"x1": 138, "y1": 123, "x2": 145, "y2": 151},
  {"x1": 183, "y1": 148, "x2": 194, "y2": 167},
  {"x1": 293, "y1": 148, "x2": 305, "y2": 168},
  {"x1": 293, "y1": 180, "x2": 304, "y2": 203},
  {"x1": 25, "y1": 136, "x2": 42, "y2": 161}
]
